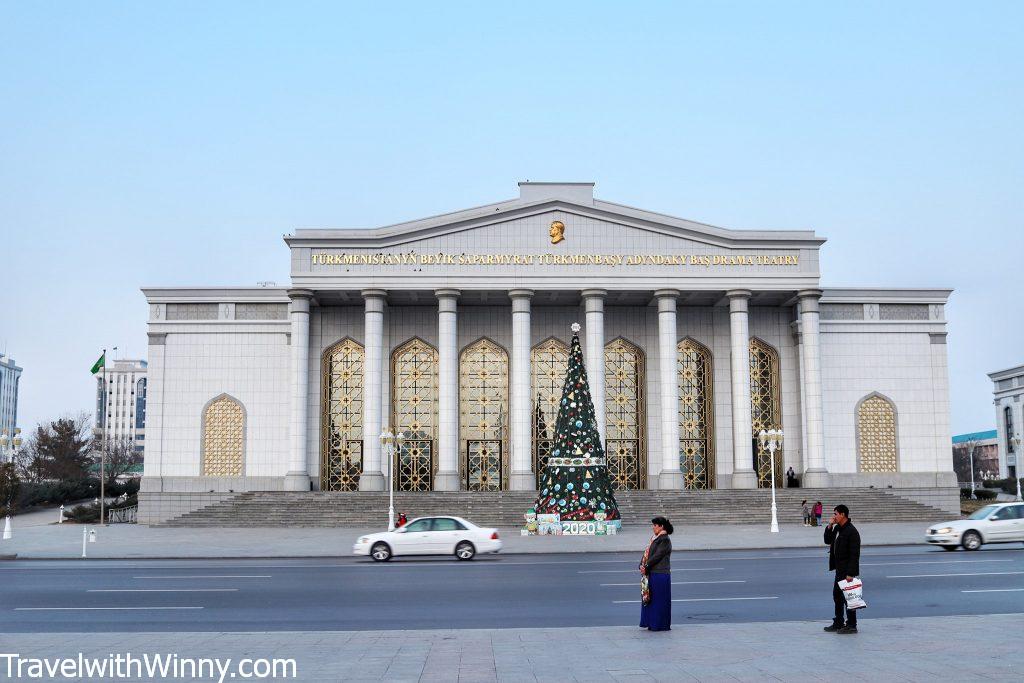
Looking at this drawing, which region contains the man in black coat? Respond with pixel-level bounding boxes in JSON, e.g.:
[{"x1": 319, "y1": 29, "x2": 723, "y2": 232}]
[{"x1": 823, "y1": 504, "x2": 861, "y2": 634}]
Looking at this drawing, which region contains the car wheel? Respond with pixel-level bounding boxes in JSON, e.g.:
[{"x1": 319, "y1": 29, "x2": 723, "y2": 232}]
[
  {"x1": 455, "y1": 541, "x2": 476, "y2": 561},
  {"x1": 371, "y1": 542, "x2": 392, "y2": 562},
  {"x1": 962, "y1": 531, "x2": 982, "y2": 551},
  {"x1": 941, "y1": 545, "x2": 958, "y2": 551}
]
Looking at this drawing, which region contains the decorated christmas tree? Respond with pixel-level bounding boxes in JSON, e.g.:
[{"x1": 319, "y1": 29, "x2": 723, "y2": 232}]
[{"x1": 534, "y1": 323, "x2": 621, "y2": 524}]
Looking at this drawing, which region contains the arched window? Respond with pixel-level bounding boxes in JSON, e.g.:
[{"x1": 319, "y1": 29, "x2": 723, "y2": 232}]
[
  {"x1": 605, "y1": 337, "x2": 646, "y2": 490},
  {"x1": 1006, "y1": 406, "x2": 1016, "y2": 455},
  {"x1": 201, "y1": 394, "x2": 244, "y2": 476},
  {"x1": 460, "y1": 338, "x2": 509, "y2": 491},
  {"x1": 531, "y1": 337, "x2": 569, "y2": 487},
  {"x1": 391, "y1": 338, "x2": 438, "y2": 491},
  {"x1": 749, "y1": 338, "x2": 783, "y2": 488},
  {"x1": 320, "y1": 338, "x2": 364, "y2": 491},
  {"x1": 678, "y1": 338, "x2": 714, "y2": 489},
  {"x1": 858, "y1": 393, "x2": 898, "y2": 472}
]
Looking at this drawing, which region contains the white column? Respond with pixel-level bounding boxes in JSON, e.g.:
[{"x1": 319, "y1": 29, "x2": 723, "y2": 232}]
[
  {"x1": 285, "y1": 289, "x2": 314, "y2": 491},
  {"x1": 359, "y1": 289, "x2": 386, "y2": 491},
  {"x1": 656, "y1": 290, "x2": 683, "y2": 489},
  {"x1": 509, "y1": 289, "x2": 535, "y2": 490},
  {"x1": 435, "y1": 289, "x2": 460, "y2": 490},
  {"x1": 798, "y1": 289, "x2": 829, "y2": 487},
  {"x1": 728, "y1": 289, "x2": 757, "y2": 489},
  {"x1": 582, "y1": 289, "x2": 607, "y2": 442}
]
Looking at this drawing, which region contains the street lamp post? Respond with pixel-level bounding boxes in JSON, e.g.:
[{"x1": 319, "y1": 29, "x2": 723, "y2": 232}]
[
  {"x1": 758, "y1": 428, "x2": 784, "y2": 534},
  {"x1": 379, "y1": 429, "x2": 406, "y2": 531},
  {"x1": 1, "y1": 428, "x2": 22, "y2": 540},
  {"x1": 1013, "y1": 436, "x2": 1023, "y2": 502}
]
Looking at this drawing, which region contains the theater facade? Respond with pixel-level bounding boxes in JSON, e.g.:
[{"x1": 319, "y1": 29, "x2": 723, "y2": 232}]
[{"x1": 139, "y1": 182, "x2": 956, "y2": 523}]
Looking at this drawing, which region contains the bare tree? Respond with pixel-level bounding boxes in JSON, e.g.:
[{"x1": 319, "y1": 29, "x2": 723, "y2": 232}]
[{"x1": 96, "y1": 437, "x2": 142, "y2": 486}]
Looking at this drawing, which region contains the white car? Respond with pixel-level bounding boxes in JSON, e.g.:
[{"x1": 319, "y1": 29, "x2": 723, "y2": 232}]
[
  {"x1": 926, "y1": 502, "x2": 1024, "y2": 551},
  {"x1": 352, "y1": 516, "x2": 502, "y2": 561}
]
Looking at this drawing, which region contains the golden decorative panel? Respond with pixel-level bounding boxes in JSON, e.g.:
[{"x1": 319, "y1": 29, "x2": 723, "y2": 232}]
[
  {"x1": 320, "y1": 338, "x2": 364, "y2": 491},
  {"x1": 749, "y1": 337, "x2": 783, "y2": 488},
  {"x1": 858, "y1": 395, "x2": 898, "y2": 472},
  {"x1": 391, "y1": 338, "x2": 438, "y2": 491},
  {"x1": 201, "y1": 395, "x2": 244, "y2": 476},
  {"x1": 531, "y1": 337, "x2": 569, "y2": 487},
  {"x1": 605, "y1": 338, "x2": 646, "y2": 490},
  {"x1": 460, "y1": 338, "x2": 509, "y2": 491},
  {"x1": 678, "y1": 338, "x2": 715, "y2": 490}
]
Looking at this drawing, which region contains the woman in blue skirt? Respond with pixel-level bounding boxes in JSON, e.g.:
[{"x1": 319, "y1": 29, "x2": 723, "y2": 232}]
[{"x1": 639, "y1": 516, "x2": 673, "y2": 631}]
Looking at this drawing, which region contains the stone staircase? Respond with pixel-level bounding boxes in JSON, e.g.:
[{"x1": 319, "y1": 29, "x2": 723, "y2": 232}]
[{"x1": 159, "y1": 488, "x2": 952, "y2": 528}]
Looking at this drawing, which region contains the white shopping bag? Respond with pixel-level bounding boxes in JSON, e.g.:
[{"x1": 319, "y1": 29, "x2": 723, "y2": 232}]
[{"x1": 838, "y1": 578, "x2": 866, "y2": 610}]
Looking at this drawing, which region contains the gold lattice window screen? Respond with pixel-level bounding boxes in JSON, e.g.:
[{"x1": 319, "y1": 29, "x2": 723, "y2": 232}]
[
  {"x1": 749, "y1": 337, "x2": 783, "y2": 488},
  {"x1": 678, "y1": 338, "x2": 715, "y2": 490},
  {"x1": 321, "y1": 338, "x2": 364, "y2": 491},
  {"x1": 460, "y1": 338, "x2": 509, "y2": 491},
  {"x1": 858, "y1": 395, "x2": 898, "y2": 472},
  {"x1": 605, "y1": 338, "x2": 646, "y2": 490},
  {"x1": 531, "y1": 338, "x2": 569, "y2": 487},
  {"x1": 201, "y1": 395, "x2": 244, "y2": 476},
  {"x1": 391, "y1": 338, "x2": 438, "y2": 491}
]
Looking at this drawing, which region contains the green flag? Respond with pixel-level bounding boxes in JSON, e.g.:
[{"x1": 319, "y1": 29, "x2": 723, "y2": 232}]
[{"x1": 90, "y1": 352, "x2": 105, "y2": 375}]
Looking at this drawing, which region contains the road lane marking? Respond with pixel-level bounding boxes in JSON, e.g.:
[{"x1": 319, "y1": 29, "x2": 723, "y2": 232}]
[
  {"x1": 133, "y1": 575, "x2": 272, "y2": 579},
  {"x1": 614, "y1": 596, "x2": 778, "y2": 603},
  {"x1": 86, "y1": 589, "x2": 239, "y2": 592},
  {"x1": 11, "y1": 610, "x2": 203, "y2": 614},
  {"x1": 961, "y1": 588, "x2": 1024, "y2": 593},
  {"x1": 601, "y1": 580, "x2": 745, "y2": 586},
  {"x1": 580, "y1": 568, "x2": 722, "y2": 574},
  {"x1": 863, "y1": 560, "x2": 1014, "y2": 566},
  {"x1": 887, "y1": 571, "x2": 1024, "y2": 578}
]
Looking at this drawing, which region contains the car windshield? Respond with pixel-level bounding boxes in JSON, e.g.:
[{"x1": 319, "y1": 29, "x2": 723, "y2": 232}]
[{"x1": 968, "y1": 505, "x2": 1000, "y2": 520}]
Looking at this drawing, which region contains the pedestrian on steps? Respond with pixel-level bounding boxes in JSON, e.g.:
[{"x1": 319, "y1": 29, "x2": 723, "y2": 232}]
[
  {"x1": 639, "y1": 516, "x2": 673, "y2": 632},
  {"x1": 801, "y1": 500, "x2": 811, "y2": 526},
  {"x1": 813, "y1": 501, "x2": 823, "y2": 527}
]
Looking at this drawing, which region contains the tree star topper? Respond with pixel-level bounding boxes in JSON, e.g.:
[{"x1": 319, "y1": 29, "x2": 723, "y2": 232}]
[{"x1": 571, "y1": 322, "x2": 581, "y2": 333}]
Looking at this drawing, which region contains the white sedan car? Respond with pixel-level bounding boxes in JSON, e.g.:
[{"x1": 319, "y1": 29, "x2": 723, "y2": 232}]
[
  {"x1": 926, "y1": 502, "x2": 1024, "y2": 551},
  {"x1": 353, "y1": 516, "x2": 502, "y2": 561}
]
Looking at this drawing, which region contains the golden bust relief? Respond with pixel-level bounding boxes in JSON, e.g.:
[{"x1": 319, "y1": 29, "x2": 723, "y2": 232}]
[{"x1": 549, "y1": 220, "x2": 565, "y2": 245}]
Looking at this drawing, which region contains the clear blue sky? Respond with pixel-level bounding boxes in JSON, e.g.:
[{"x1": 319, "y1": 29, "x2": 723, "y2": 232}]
[{"x1": 2, "y1": 2, "x2": 1021, "y2": 437}]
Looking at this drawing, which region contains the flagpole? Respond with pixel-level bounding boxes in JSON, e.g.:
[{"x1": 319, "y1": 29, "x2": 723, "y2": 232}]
[{"x1": 100, "y1": 348, "x2": 106, "y2": 527}]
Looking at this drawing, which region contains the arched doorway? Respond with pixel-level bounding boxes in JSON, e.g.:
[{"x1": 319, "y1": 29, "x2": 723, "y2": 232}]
[
  {"x1": 320, "y1": 338, "x2": 364, "y2": 491},
  {"x1": 678, "y1": 338, "x2": 714, "y2": 489},
  {"x1": 391, "y1": 337, "x2": 438, "y2": 491},
  {"x1": 749, "y1": 337, "x2": 783, "y2": 488},
  {"x1": 605, "y1": 337, "x2": 646, "y2": 490},
  {"x1": 459, "y1": 338, "x2": 509, "y2": 491},
  {"x1": 531, "y1": 337, "x2": 569, "y2": 487}
]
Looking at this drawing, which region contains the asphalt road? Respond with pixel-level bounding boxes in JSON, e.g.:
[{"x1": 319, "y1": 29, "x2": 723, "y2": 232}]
[{"x1": 2, "y1": 544, "x2": 1023, "y2": 633}]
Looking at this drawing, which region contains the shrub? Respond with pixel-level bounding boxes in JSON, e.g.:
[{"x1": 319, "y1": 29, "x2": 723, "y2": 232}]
[
  {"x1": 65, "y1": 501, "x2": 100, "y2": 523},
  {"x1": 983, "y1": 478, "x2": 1023, "y2": 495},
  {"x1": 14, "y1": 479, "x2": 101, "y2": 509},
  {"x1": 960, "y1": 488, "x2": 973, "y2": 500},
  {"x1": 974, "y1": 489, "x2": 997, "y2": 500}
]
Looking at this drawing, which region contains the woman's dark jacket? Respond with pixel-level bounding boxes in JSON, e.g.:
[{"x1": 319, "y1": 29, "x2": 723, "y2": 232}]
[
  {"x1": 824, "y1": 521, "x2": 861, "y2": 577},
  {"x1": 644, "y1": 534, "x2": 672, "y2": 574}
]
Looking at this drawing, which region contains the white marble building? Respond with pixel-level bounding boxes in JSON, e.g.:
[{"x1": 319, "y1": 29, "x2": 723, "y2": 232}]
[
  {"x1": 989, "y1": 364, "x2": 1024, "y2": 479},
  {"x1": 140, "y1": 182, "x2": 955, "y2": 522},
  {"x1": 94, "y1": 359, "x2": 148, "y2": 453}
]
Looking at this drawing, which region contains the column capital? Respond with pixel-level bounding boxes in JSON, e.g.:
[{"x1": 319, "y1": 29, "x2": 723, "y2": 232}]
[
  {"x1": 654, "y1": 288, "x2": 681, "y2": 299},
  {"x1": 508, "y1": 288, "x2": 534, "y2": 300},
  {"x1": 581, "y1": 288, "x2": 608, "y2": 300},
  {"x1": 797, "y1": 289, "x2": 823, "y2": 314},
  {"x1": 287, "y1": 289, "x2": 314, "y2": 314},
  {"x1": 360, "y1": 288, "x2": 387, "y2": 301},
  {"x1": 434, "y1": 288, "x2": 461, "y2": 300},
  {"x1": 725, "y1": 288, "x2": 752, "y2": 300}
]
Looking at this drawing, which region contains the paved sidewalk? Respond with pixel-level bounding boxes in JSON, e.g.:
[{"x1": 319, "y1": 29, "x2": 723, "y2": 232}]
[
  {"x1": 0, "y1": 519, "x2": 940, "y2": 559},
  {"x1": 1, "y1": 614, "x2": 1019, "y2": 681}
]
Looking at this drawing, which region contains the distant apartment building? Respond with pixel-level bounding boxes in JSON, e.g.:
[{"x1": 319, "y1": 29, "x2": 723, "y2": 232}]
[
  {"x1": 0, "y1": 354, "x2": 21, "y2": 440},
  {"x1": 95, "y1": 359, "x2": 147, "y2": 453},
  {"x1": 952, "y1": 430, "x2": 999, "y2": 484},
  {"x1": 990, "y1": 364, "x2": 1024, "y2": 479}
]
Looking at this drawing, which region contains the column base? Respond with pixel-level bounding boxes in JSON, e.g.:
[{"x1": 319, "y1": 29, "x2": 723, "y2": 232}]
[
  {"x1": 510, "y1": 471, "x2": 537, "y2": 491},
  {"x1": 801, "y1": 469, "x2": 831, "y2": 488},
  {"x1": 434, "y1": 471, "x2": 460, "y2": 491},
  {"x1": 657, "y1": 470, "x2": 684, "y2": 490},
  {"x1": 731, "y1": 470, "x2": 758, "y2": 489},
  {"x1": 359, "y1": 472, "x2": 386, "y2": 491},
  {"x1": 283, "y1": 473, "x2": 310, "y2": 492}
]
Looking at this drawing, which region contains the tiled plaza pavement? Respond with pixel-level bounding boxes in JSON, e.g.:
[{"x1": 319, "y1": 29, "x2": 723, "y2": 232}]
[{"x1": 2, "y1": 614, "x2": 1019, "y2": 682}]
